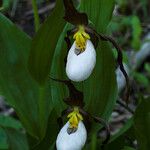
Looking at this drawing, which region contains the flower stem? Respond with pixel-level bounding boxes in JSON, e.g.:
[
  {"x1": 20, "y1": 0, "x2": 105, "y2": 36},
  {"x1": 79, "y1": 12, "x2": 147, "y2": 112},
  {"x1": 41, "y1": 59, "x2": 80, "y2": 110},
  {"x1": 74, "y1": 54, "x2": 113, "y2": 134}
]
[{"x1": 31, "y1": 0, "x2": 40, "y2": 32}]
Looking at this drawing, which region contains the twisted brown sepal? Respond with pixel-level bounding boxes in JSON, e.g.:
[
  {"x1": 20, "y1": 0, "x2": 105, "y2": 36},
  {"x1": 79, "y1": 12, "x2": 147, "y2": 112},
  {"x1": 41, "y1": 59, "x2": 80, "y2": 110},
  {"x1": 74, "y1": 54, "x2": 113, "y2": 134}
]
[
  {"x1": 50, "y1": 77, "x2": 84, "y2": 107},
  {"x1": 88, "y1": 27, "x2": 130, "y2": 104},
  {"x1": 101, "y1": 34, "x2": 130, "y2": 104},
  {"x1": 57, "y1": 108, "x2": 73, "y2": 129},
  {"x1": 63, "y1": 0, "x2": 88, "y2": 25}
]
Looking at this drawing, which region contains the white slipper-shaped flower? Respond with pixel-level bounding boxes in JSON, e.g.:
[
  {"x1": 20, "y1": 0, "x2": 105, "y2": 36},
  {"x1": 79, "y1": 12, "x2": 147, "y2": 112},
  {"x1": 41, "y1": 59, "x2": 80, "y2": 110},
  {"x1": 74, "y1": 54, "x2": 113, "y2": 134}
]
[
  {"x1": 56, "y1": 107, "x2": 87, "y2": 150},
  {"x1": 56, "y1": 121, "x2": 87, "y2": 150},
  {"x1": 66, "y1": 40, "x2": 96, "y2": 82},
  {"x1": 66, "y1": 25, "x2": 96, "y2": 82}
]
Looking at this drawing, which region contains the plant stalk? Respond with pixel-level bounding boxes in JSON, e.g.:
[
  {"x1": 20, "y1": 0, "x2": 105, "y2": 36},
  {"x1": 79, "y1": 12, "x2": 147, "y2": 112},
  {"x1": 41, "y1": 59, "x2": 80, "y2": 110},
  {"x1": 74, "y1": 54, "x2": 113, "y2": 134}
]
[{"x1": 31, "y1": 0, "x2": 40, "y2": 32}]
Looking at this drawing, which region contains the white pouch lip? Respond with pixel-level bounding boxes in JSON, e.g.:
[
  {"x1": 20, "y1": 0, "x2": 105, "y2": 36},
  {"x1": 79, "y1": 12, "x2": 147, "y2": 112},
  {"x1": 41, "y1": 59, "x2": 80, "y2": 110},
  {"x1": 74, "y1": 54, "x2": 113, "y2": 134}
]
[
  {"x1": 66, "y1": 40, "x2": 96, "y2": 82},
  {"x1": 56, "y1": 121, "x2": 87, "y2": 150}
]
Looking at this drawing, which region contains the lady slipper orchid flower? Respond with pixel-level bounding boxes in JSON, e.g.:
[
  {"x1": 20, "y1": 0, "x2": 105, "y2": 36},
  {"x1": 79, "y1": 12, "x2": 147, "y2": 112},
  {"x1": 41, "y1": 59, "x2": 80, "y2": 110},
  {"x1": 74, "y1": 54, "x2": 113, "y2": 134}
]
[
  {"x1": 63, "y1": 0, "x2": 129, "y2": 103},
  {"x1": 50, "y1": 78, "x2": 111, "y2": 149},
  {"x1": 56, "y1": 107, "x2": 87, "y2": 150},
  {"x1": 66, "y1": 26, "x2": 96, "y2": 82}
]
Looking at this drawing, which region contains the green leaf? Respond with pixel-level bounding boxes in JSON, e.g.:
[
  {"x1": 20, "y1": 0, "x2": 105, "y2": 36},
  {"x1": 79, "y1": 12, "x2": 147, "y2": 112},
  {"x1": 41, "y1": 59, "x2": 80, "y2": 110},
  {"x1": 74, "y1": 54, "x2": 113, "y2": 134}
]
[
  {"x1": 80, "y1": 0, "x2": 115, "y2": 33},
  {"x1": 0, "y1": 115, "x2": 22, "y2": 130},
  {"x1": 0, "y1": 116, "x2": 29, "y2": 150},
  {"x1": 4, "y1": 128, "x2": 29, "y2": 150},
  {"x1": 0, "y1": 0, "x2": 12, "y2": 12},
  {"x1": 134, "y1": 97, "x2": 150, "y2": 150},
  {"x1": 131, "y1": 16, "x2": 142, "y2": 50},
  {"x1": 109, "y1": 118, "x2": 133, "y2": 142},
  {"x1": 105, "y1": 118, "x2": 134, "y2": 150},
  {"x1": 133, "y1": 72, "x2": 149, "y2": 87},
  {"x1": 0, "y1": 13, "x2": 52, "y2": 139},
  {"x1": 80, "y1": 0, "x2": 117, "y2": 120},
  {"x1": 50, "y1": 24, "x2": 70, "y2": 115},
  {"x1": 29, "y1": 109, "x2": 58, "y2": 150},
  {"x1": 83, "y1": 43, "x2": 117, "y2": 120},
  {"x1": 0, "y1": 128, "x2": 8, "y2": 149},
  {"x1": 28, "y1": 0, "x2": 65, "y2": 85},
  {"x1": 122, "y1": 146, "x2": 135, "y2": 150},
  {"x1": 0, "y1": 13, "x2": 37, "y2": 137},
  {"x1": 0, "y1": 115, "x2": 23, "y2": 149},
  {"x1": 144, "y1": 63, "x2": 150, "y2": 74}
]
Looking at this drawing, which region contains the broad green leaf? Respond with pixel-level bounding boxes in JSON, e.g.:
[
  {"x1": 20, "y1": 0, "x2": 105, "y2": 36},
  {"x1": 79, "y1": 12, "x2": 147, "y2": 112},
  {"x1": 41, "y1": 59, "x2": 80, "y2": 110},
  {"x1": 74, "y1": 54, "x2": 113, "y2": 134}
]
[
  {"x1": 0, "y1": 13, "x2": 37, "y2": 137},
  {"x1": 4, "y1": 128, "x2": 29, "y2": 150},
  {"x1": 0, "y1": 128, "x2": 8, "y2": 149},
  {"x1": 0, "y1": 116, "x2": 28, "y2": 150},
  {"x1": 80, "y1": 0, "x2": 115, "y2": 33},
  {"x1": 0, "y1": 13, "x2": 52, "y2": 139},
  {"x1": 83, "y1": 42, "x2": 117, "y2": 120},
  {"x1": 134, "y1": 97, "x2": 150, "y2": 150},
  {"x1": 0, "y1": 115, "x2": 23, "y2": 149},
  {"x1": 0, "y1": 115, "x2": 22, "y2": 130},
  {"x1": 28, "y1": 0, "x2": 65, "y2": 85},
  {"x1": 29, "y1": 109, "x2": 58, "y2": 150},
  {"x1": 80, "y1": 0, "x2": 117, "y2": 120},
  {"x1": 50, "y1": 24, "x2": 70, "y2": 115}
]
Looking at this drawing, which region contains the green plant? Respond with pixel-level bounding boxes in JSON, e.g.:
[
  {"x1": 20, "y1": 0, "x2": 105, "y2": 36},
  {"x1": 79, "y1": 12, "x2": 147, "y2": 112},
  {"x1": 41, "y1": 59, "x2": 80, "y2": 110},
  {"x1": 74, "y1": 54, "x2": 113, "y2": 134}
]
[{"x1": 0, "y1": 0, "x2": 149, "y2": 149}]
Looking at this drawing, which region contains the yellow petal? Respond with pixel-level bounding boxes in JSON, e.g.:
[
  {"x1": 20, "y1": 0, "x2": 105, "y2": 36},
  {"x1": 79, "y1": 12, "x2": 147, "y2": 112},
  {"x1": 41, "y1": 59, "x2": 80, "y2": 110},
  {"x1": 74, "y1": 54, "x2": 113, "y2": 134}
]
[
  {"x1": 67, "y1": 107, "x2": 83, "y2": 129},
  {"x1": 73, "y1": 25, "x2": 90, "y2": 52},
  {"x1": 82, "y1": 32, "x2": 90, "y2": 39},
  {"x1": 77, "y1": 113, "x2": 83, "y2": 120}
]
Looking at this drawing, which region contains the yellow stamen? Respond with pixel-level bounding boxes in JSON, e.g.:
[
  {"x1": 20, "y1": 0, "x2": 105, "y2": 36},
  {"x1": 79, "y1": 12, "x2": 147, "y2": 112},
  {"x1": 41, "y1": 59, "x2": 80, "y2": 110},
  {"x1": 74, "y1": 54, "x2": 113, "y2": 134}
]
[
  {"x1": 67, "y1": 107, "x2": 83, "y2": 129},
  {"x1": 73, "y1": 25, "x2": 90, "y2": 52}
]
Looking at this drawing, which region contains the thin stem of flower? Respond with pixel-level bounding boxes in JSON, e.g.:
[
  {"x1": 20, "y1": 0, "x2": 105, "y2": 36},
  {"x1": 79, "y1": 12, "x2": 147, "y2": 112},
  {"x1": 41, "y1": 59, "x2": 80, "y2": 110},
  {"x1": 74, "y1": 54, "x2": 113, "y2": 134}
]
[
  {"x1": 31, "y1": 0, "x2": 40, "y2": 32},
  {"x1": 91, "y1": 134, "x2": 97, "y2": 150}
]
